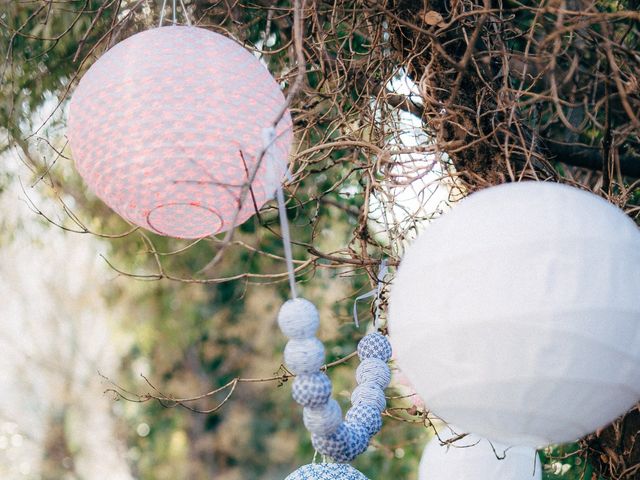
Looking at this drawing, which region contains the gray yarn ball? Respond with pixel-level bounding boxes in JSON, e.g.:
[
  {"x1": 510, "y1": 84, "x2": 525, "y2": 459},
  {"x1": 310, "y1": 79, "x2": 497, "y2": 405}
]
[
  {"x1": 285, "y1": 463, "x2": 370, "y2": 480},
  {"x1": 278, "y1": 298, "x2": 320, "y2": 339},
  {"x1": 303, "y1": 399, "x2": 343, "y2": 436},
  {"x1": 351, "y1": 383, "x2": 386, "y2": 412},
  {"x1": 292, "y1": 372, "x2": 332, "y2": 407},
  {"x1": 284, "y1": 338, "x2": 325, "y2": 374},
  {"x1": 345, "y1": 403, "x2": 383, "y2": 436},
  {"x1": 356, "y1": 357, "x2": 391, "y2": 390}
]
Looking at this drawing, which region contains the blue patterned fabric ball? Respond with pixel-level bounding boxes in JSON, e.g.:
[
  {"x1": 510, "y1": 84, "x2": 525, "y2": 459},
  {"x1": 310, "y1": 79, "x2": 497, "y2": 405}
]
[
  {"x1": 345, "y1": 422, "x2": 370, "y2": 456},
  {"x1": 311, "y1": 423, "x2": 351, "y2": 461},
  {"x1": 292, "y1": 372, "x2": 332, "y2": 407},
  {"x1": 357, "y1": 332, "x2": 392, "y2": 362},
  {"x1": 351, "y1": 384, "x2": 386, "y2": 412},
  {"x1": 356, "y1": 357, "x2": 392, "y2": 389},
  {"x1": 345, "y1": 404, "x2": 383, "y2": 436},
  {"x1": 284, "y1": 463, "x2": 370, "y2": 480},
  {"x1": 311, "y1": 423, "x2": 370, "y2": 462}
]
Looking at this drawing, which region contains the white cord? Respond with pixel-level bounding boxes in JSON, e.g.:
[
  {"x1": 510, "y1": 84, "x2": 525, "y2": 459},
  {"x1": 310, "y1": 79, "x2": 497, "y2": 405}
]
[
  {"x1": 276, "y1": 185, "x2": 298, "y2": 299},
  {"x1": 263, "y1": 127, "x2": 298, "y2": 299},
  {"x1": 179, "y1": 0, "x2": 192, "y2": 26},
  {"x1": 160, "y1": 0, "x2": 191, "y2": 26},
  {"x1": 158, "y1": 0, "x2": 168, "y2": 26}
]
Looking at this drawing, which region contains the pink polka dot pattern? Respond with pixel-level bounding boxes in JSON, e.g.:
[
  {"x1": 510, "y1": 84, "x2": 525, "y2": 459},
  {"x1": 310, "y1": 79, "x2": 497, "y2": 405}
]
[{"x1": 68, "y1": 26, "x2": 292, "y2": 238}]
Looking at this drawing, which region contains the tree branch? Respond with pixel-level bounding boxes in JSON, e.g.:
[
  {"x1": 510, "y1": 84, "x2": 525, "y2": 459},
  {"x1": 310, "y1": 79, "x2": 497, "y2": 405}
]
[
  {"x1": 386, "y1": 93, "x2": 640, "y2": 179},
  {"x1": 545, "y1": 139, "x2": 640, "y2": 180}
]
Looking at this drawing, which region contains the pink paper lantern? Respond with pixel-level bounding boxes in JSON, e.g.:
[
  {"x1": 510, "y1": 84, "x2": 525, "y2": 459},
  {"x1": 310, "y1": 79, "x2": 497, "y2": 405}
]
[{"x1": 68, "y1": 26, "x2": 292, "y2": 238}]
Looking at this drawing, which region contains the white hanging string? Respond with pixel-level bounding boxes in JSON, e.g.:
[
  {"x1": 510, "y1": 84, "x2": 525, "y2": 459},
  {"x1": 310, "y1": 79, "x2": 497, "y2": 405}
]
[
  {"x1": 263, "y1": 127, "x2": 298, "y2": 299},
  {"x1": 158, "y1": 0, "x2": 191, "y2": 26},
  {"x1": 353, "y1": 259, "x2": 388, "y2": 328},
  {"x1": 158, "y1": 0, "x2": 168, "y2": 26},
  {"x1": 276, "y1": 185, "x2": 298, "y2": 299},
  {"x1": 179, "y1": 0, "x2": 192, "y2": 26}
]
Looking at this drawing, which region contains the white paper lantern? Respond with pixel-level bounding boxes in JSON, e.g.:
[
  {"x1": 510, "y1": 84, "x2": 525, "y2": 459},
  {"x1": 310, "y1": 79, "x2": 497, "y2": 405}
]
[
  {"x1": 419, "y1": 427, "x2": 541, "y2": 480},
  {"x1": 390, "y1": 182, "x2": 640, "y2": 447}
]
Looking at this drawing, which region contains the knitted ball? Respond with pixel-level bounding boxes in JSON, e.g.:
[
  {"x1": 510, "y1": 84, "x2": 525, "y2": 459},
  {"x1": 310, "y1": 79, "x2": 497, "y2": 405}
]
[
  {"x1": 357, "y1": 332, "x2": 392, "y2": 362},
  {"x1": 351, "y1": 384, "x2": 386, "y2": 412},
  {"x1": 284, "y1": 338, "x2": 325, "y2": 374},
  {"x1": 303, "y1": 399, "x2": 343, "y2": 436},
  {"x1": 278, "y1": 298, "x2": 320, "y2": 339},
  {"x1": 292, "y1": 372, "x2": 332, "y2": 407},
  {"x1": 311, "y1": 423, "x2": 352, "y2": 462},
  {"x1": 284, "y1": 463, "x2": 370, "y2": 480},
  {"x1": 346, "y1": 403, "x2": 383, "y2": 436},
  {"x1": 356, "y1": 357, "x2": 392, "y2": 390}
]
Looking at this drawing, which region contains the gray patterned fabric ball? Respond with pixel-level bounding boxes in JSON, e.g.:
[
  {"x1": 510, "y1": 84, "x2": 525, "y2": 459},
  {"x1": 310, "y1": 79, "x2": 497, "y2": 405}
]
[
  {"x1": 311, "y1": 423, "x2": 369, "y2": 462},
  {"x1": 345, "y1": 404, "x2": 383, "y2": 436},
  {"x1": 311, "y1": 423, "x2": 351, "y2": 461},
  {"x1": 284, "y1": 463, "x2": 370, "y2": 480},
  {"x1": 345, "y1": 422, "x2": 370, "y2": 456},
  {"x1": 357, "y1": 332, "x2": 392, "y2": 362},
  {"x1": 292, "y1": 372, "x2": 333, "y2": 407}
]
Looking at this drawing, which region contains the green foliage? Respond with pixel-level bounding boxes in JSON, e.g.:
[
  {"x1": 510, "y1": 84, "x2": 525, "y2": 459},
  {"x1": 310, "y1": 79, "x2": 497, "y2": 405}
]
[
  {"x1": 1, "y1": 1, "x2": 119, "y2": 145},
  {"x1": 540, "y1": 444, "x2": 601, "y2": 480}
]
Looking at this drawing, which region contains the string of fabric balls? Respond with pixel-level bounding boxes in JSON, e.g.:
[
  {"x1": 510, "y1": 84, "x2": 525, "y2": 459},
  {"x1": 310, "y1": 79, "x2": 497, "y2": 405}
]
[{"x1": 279, "y1": 298, "x2": 392, "y2": 479}]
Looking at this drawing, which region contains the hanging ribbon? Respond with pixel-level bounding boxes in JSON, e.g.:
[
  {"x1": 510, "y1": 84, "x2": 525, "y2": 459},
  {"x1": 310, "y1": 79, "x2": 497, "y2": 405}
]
[
  {"x1": 264, "y1": 126, "x2": 298, "y2": 299},
  {"x1": 353, "y1": 259, "x2": 388, "y2": 328},
  {"x1": 159, "y1": 0, "x2": 167, "y2": 25}
]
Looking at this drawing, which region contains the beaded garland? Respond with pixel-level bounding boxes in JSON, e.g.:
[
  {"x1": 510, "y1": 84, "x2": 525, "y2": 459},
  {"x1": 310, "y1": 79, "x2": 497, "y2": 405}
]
[{"x1": 278, "y1": 298, "x2": 392, "y2": 465}]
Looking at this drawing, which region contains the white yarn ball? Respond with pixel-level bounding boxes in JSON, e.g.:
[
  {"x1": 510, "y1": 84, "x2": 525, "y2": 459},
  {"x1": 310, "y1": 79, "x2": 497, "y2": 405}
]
[
  {"x1": 278, "y1": 298, "x2": 320, "y2": 339},
  {"x1": 419, "y1": 427, "x2": 542, "y2": 480},
  {"x1": 356, "y1": 357, "x2": 392, "y2": 390},
  {"x1": 351, "y1": 384, "x2": 386, "y2": 412},
  {"x1": 303, "y1": 399, "x2": 343, "y2": 436},
  {"x1": 390, "y1": 182, "x2": 640, "y2": 447},
  {"x1": 284, "y1": 338, "x2": 325, "y2": 374}
]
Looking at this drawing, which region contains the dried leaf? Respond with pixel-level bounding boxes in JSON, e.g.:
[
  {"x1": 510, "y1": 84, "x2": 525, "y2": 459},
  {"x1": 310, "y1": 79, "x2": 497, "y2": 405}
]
[{"x1": 423, "y1": 10, "x2": 444, "y2": 26}]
